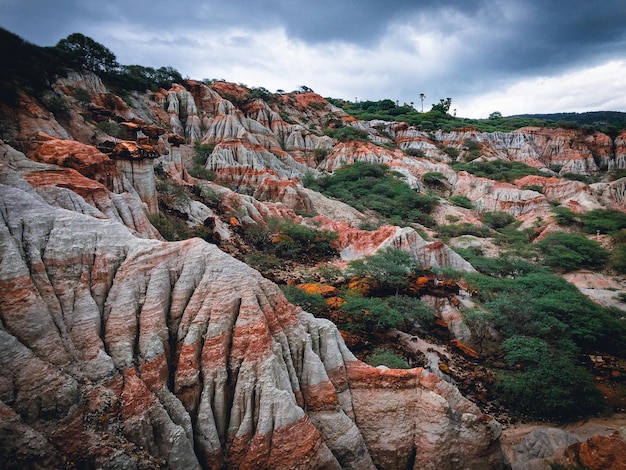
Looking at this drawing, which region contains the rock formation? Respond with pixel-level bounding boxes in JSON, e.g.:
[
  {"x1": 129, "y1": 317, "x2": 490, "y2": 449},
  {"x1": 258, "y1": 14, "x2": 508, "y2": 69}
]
[
  {"x1": 4, "y1": 63, "x2": 626, "y2": 469},
  {"x1": 0, "y1": 144, "x2": 505, "y2": 469}
]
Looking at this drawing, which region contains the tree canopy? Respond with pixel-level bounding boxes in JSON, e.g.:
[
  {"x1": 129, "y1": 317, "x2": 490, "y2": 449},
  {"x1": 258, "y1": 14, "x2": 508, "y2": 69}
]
[{"x1": 55, "y1": 33, "x2": 119, "y2": 74}]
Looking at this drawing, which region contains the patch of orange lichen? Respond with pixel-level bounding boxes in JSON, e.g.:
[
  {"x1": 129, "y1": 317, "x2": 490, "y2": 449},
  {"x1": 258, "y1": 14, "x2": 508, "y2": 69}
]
[{"x1": 296, "y1": 283, "x2": 338, "y2": 297}]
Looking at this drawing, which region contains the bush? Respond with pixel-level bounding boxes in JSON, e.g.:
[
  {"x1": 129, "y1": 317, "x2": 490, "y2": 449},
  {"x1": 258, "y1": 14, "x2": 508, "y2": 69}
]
[
  {"x1": 366, "y1": 348, "x2": 410, "y2": 369},
  {"x1": 422, "y1": 171, "x2": 447, "y2": 185},
  {"x1": 324, "y1": 126, "x2": 370, "y2": 141},
  {"x1": 339, "y1": 296, "x2": 404, "y2": 331},
  {"x1": 385, "y1": 295, "x2": 436, "y2": 331},
  {"x1": 496, "y1": 353, "x2": 605, "y2": 422},
  {"x1": 551, "y1": 206, "x2": 578, "y2": 226},
  {"x1": 243, "y1": 253, "x2": 281, "y2": 275},
  {"x1": 535, "y1": 232, "x2": 608, "y2": 272},
  {"x1": 443, "y1": 146, "x2": 460, "y2": 159},
  {"x1": 449, "y1": 195, "x2": 473, "y2": 209},
  {"x1": 148, "y1": 213, "x2": 193, "y2": 241},
  {"x1": 156, "y1": 178, "x2": 190, "y2": 206},
  {"x1": 451, "y1": 160, "x2": 544, "y2": 182},
  {"x1": 482, "y1": 211, "x2": 516, "y2": 229},
  {"x1": 437, "y1": 223, "x2": 490, "y2": 239},
  {"x1": 611, "y1": 244, "x2": 626, "y2": 274},
  {"x1": 465, "y1": 271, "x2": 626, "y2": 354},
  {"x1": 188, "y1": 143, "x2": 217, "y2": 180},
  {"x1": 522, "y1": 184, "x2": 543, "y2": 193},
  {"x1": 579, "y1": 209, "x2": 626, "y2": 234},
  {"x1": 347, "y1": 248, "x2": 417, "y2": 295},
  {"x1": 457, "y1": 251, "x2": 544, "y2": 278},
  {"x1": 271, "y1": 220, "x2": 338, "y2": 260}
]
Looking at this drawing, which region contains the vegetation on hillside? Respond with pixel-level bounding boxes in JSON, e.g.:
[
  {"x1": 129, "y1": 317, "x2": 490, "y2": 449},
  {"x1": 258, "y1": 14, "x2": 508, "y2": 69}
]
[
  {"x1": 303, "y1": 162, "x2": 438, "y2": 226},
  {"x1": 326, "y1": 97, "x2": 626, "y2": 133},
  {"x1": 0, "y1": 28, "x2": 184, "y2": 106}
]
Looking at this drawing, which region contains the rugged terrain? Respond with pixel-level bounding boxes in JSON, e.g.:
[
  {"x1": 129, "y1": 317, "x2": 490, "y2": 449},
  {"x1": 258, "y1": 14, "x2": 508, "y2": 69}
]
[{"x1": 1, "y1": 53, "x2": 626, "y2": 469}]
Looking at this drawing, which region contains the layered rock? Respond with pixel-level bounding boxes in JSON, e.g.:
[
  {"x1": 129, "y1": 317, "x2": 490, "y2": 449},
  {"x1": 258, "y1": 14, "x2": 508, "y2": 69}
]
[
  {"x1": 0, "y1": 148, "x2": 504, "y2": 469},
  {"x1": 4, "y1": 141, "x2": 158, "y2": 238},
  {"x1": 314, "y1": 218, "x2": 476, "y2": 272},
  {"x1": 449, "y1": 171, "x2": 551, "y2": 217}
]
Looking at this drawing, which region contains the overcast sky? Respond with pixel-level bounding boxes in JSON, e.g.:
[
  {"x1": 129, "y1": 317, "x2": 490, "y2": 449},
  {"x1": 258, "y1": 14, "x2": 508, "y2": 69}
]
[{"x1": 2, "y1": 0, "x2": 626, "y2": 118}]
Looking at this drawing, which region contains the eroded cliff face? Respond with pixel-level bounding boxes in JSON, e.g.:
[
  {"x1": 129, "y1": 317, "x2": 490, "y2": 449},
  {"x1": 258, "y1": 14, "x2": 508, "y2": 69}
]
[
  {"x1": 0, "y1": 146, "x2": 504, "y2": 469},
  {"x1": 4, "y1": 69, "x2": 626, "y2": 469}
]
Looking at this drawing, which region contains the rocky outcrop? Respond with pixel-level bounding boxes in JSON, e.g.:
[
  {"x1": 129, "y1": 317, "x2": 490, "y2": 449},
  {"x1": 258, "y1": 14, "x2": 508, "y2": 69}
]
[
  {"x1": 558, "y1": 432, "x2": 626, "y2": 470},
  {"x1": 313, "y1": 218, "x2": 476, "y2": 272},
  {"x1": 0, "y1": 147, "x2": 504, "y2": 469},
  {"x1": 449, "y1": 171, "x2": 551, "y2": 217},
  {"x1": 109, "y1": 141, "x2": 160, "y2": 213},
  {"x1": 3, "y1": 141, "x2": 159, "y2": 238}
]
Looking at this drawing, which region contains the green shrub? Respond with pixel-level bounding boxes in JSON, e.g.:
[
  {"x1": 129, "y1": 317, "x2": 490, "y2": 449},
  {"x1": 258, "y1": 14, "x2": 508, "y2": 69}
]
[
  {"x1": 339, "y1": 296, "x2": 404, "y2": 331},
  {"x1": 611, "y1": 244, "x2": 626, "y2": 274},
  {"x1": 449, "y1": 195, "x2": 473, "y2": 209},
  {"x1": 404, "y1": 148, "x2": 426, "y2": 157},
  {"x1": 451, "y1": 160, "x2": 545, "y2": 182},
  {"x1": 43, "y1": 93, "x2": 70, "y2": 119},
  {"x1": 366, "y1": 347, "x2": 410, "y2": 369},
  {"x1": 346, "y1": 248, "x2": 417, "y2": 294},
  {"x1": 443, "y1": 146, "x2": 460, "y2": 159},
  {"x1": 243, "y1": 253, "x2": 281, "y2": 274},
  {"x1": 314, "y1": 147, "x2": 329, "y2": 161},
  {"x1": 156, "y1": 178, "x2": 190, "y2": 206},
  {"x1": 324, "y1": 126, "x2": 369, "y2": 141},
  {"x1": 457, "y1": 251, "x2": 544, "y2": 278},
  {"x1": 188, "y1": 142, "x2": 217, "y2": 180},
  {"x1": 148, "y1": 213, "x2": 192, "y2": 241},
  {"x1": 422, "y1": 171, "x2": 447, "y2": 185},
  {"x1": 315, "y1": 264, "x2": 343, "y2": 282},
  {"x1": 562, "y1": 172, "x2": 592, "y2": 184},
  {"x1": 437, "y1": 223, "x2": 490, "y2": 239},
  {"x1": 385, "y1": 295, "x2": 436, "y2": 331},
  {"x1": 271, "y1": 220, "x2": 338, "y2": 260},
  {"x1": 551, "y1": 206, "x2": 578, "y2": 226},
  {"x1": 496, "y1": 352, "x2": 605, "y2": 422},
  {"x1": 96, "y1": 120, "x2": 120, "y2": 137},
  {"x1": 465, "y1": 271, "x2": 626, "y2": 354},
  {"x1": 522, "y1": 184, "x2": 543, "y2": 193},
  {"x1": 482, "y1": 211, "x2": 516, "y2": 229},
  {"x1": 579, "y1": 209, "x2": 626, "y2": 234},
  {"x1": 535, "y1": 232, "x2": 608, "y2": 272}
]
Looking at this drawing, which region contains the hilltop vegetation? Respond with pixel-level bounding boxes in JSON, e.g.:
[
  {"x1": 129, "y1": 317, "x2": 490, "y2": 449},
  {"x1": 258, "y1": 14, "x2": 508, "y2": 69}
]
[{"x1": 327, "y1": 97, "x2": 626, "y2": 134}]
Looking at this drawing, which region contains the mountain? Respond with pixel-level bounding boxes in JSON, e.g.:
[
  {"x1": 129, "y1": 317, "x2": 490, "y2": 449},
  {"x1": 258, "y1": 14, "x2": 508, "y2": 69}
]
[{"x1": 1, "y1": 29, "x2": 626, "y2": 469}]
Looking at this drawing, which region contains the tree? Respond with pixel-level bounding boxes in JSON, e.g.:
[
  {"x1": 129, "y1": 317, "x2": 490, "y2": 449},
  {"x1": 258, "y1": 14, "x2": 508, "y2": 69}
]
[
  {"x1": 55, "y1": 33, "x2": 119, "y2": 75},
  {"x1": 347, "y1": 247, "x2": 418, "y2": 295},
  {"x1": 535, "y1": 232, "x2": 609, "y2": 272},
  {"x1": 431, "y1": 97, "x2": 452, "y2": 114}
]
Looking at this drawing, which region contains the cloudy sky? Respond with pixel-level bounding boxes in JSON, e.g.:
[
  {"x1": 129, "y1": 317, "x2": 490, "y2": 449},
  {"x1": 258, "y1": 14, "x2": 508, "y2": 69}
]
[{"x1": 2, "y1": 0, "x2": 626, "y2": 118}]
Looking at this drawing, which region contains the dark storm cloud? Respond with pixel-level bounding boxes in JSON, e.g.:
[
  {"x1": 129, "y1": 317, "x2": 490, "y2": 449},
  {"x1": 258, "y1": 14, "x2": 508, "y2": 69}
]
[{"x1": 1, "y1": 0, "x2": 625, "y2": 116}]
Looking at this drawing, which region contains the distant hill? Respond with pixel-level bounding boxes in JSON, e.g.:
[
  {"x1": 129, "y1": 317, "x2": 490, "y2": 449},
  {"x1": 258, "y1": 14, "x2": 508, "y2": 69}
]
[{"x1": 510, "y1": 111, "x2": 626, "y2": 128}]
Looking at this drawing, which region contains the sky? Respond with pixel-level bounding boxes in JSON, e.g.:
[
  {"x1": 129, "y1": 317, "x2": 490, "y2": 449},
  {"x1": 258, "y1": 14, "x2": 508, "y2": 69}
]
[{"x1": 2, "y1": 0, "x2": 626, "y2": 118}]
